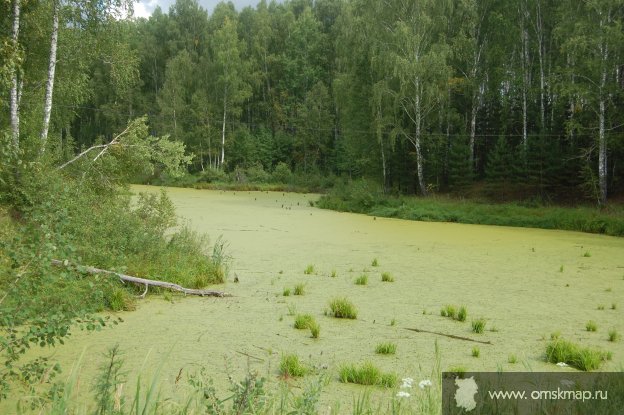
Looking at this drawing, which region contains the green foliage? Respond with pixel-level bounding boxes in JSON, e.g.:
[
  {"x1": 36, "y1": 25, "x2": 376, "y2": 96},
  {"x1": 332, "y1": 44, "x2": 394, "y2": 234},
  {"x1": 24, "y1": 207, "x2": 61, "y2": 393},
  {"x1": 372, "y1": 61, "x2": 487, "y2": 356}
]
[
  {"x1": 304, "y1": 264, "x2": 315, "y2": 275},
  {"x1": 293, "y1": 283, "x2": 305, "y2": 296},
  {"x1": 338, "y1": 362, "x2": 397, "y2": 387},
  {"x1": 283, "y1": 288, "x2": 291, "y2": 296},
  {"x1": 327, "y1": 297, "x2": 357, "y2": 319},
  {"x1": 586, "y1": 321, "x2": 598, "y2": 332},
  {"x1": 608, "y1": 329, "x2": 619, "y2": 342},
  {"x1": 381, "y1": 272, "x2": 394, "y2": 282},
  {"x1": 545, "y1": 339, "x2": 609, "y2": 371},
  {"x1": 472, "y1": 347, "x2": 480, "y2": 358},
  {"x1": 375, "y1": 342, "x2": 397, "y2": 355},
  {"x1": 354, "y1": 274, "x2": 368, "y2": 285},
  {"x1": 508, "y1": 354, "x2": 518, "y2": 364},
  {"x1": 309, "y1": 321, "x2": 320, "y2": 339},
  {"x1": 457, "y1": 306, "x2": 468, "y2": 322},
  {"x1": 294, "y1": 314, "x2": 315, "y2": 330},
  {"x1": 471, "y1": 319, "x2": 486, "y2": 334},
  {"x1": 280, "y1": 354, "x2": 309, "y2": 377}
]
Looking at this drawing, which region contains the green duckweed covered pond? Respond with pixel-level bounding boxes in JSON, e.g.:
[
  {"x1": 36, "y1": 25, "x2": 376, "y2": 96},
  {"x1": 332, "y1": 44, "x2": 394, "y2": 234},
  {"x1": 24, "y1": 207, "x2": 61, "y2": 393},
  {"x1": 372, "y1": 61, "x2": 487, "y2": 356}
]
[{"x1": 8, "y1": 185, "x2": 624, "y2": 411}]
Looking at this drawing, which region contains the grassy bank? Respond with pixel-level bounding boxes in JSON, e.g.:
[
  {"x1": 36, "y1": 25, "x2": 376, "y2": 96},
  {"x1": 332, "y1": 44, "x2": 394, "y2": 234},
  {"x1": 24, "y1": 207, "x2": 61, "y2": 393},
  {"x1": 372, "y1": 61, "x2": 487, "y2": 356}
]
[
  {"x1": 145, "y1": 164, "x2": 337, "y2": 194},
  {"x1": 316, "y1": 181, "x2": 624, "y2": 237}
]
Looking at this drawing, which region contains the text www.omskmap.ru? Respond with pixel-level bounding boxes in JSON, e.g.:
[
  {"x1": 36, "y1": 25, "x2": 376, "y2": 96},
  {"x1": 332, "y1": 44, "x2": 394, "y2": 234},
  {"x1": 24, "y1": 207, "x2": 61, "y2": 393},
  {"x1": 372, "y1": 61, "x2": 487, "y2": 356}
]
[{"x1": 488, "y1": 388, "x2": 608, "y2": 402}]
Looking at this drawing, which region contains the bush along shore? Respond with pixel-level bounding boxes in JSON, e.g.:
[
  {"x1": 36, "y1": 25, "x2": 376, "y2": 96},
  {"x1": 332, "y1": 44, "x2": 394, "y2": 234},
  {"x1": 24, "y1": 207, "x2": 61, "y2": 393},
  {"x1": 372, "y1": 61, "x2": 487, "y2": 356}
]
[{"x1": 315, "y1": 180, "x2": 624, "y2": 237}]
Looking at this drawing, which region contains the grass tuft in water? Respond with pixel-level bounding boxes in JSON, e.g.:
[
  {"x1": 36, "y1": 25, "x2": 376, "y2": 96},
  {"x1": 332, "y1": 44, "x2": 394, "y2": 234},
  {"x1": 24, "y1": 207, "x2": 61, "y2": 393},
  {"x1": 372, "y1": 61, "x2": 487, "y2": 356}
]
[
  {"x1": 546, "y1": 339, "x2": 609, "y2": 371},
  {"x1": 381, "y1": 272, "x2": 394, "y2": 282},
  {"x1": 508, "y1": 354, "x2": 518, "y2": 364},
  {"x1": 472, "y1": 347, "x2": 480, "y2": 358},
  {"x1": 375, "y1": 342, "x2": 397, "y2": 355},
  {"x1": 338, "y1": 362, "x2": 397, "y2": 387},
  {"x1": 355, "y1": 274, "x2": 368, "y2": 285},
  {"x1": 583, "y1": 251, "x2": 592, "y2": 257},
  {"x1": 471, "y1": 319, "x2": 486, "y2": 334},
  {"x1": 608, "y1": 329, "x2": 619, "y2": 342},
  {"x1": 283, "y1": 288, "x2": 291, "y2": 296},
  {"x1": 294, "y1": 314, "x2": 315, "y2": 330},
  {"x1": 293, "y1": 283, "x2": 305, "y2": 296},
  {"x1": 330, "y1": 269, "x2": 337, "y2": 278},
  {"x1": 280, "y1": 354, "x2": 309, "y2": 377},
  {"x1": 586, "y1": 321, "x2": 598, "y2": 332},
  {"x1": 304, "y1": 264, "x2": 315, "y2": 275},
  {"x1": 309, "y1": 321, "x2": 320, "y2": 339},
  {"x1": 327, "y1": 297, "x2": 357, "y2": 319},
  {"x1": 371, "y1": 258, "x2": 379, "y2": 267}
]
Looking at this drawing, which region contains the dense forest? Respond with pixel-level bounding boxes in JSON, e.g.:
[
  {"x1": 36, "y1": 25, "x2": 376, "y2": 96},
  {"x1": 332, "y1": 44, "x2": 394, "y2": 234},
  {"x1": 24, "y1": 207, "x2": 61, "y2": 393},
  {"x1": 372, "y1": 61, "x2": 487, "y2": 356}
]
[{"x1": 1, "y1": 0, "x2": 624, "y2": 205}]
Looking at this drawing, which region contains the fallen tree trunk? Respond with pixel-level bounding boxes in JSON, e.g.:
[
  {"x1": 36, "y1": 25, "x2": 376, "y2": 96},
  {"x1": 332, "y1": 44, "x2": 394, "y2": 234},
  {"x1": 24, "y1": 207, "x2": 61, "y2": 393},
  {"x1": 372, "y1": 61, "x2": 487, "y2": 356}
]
[
  {"x1": 404, "y1": 327, "x2": 492, "y2": 345},
  {"x1": 51, "y1": 259, "x2": 232, "y2": 297}
]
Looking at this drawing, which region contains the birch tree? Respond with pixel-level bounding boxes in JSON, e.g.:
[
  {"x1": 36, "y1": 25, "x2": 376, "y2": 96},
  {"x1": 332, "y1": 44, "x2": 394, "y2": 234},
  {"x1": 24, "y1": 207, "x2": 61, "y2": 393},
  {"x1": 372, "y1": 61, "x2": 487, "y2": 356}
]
[
  {"x1": 9, "y1": 0, "x2": 22, "y2": 150},
  {"x1": 210, "y1": 15, "x2": 251, "y2": 168}
]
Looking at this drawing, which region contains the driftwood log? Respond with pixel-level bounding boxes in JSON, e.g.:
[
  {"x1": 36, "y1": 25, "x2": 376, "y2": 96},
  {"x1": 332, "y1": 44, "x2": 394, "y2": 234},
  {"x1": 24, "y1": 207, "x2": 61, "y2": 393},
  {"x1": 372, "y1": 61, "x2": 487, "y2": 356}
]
[
  {"x1": 51, "y1": 259, "x2": 232, "y2": 297},
  {"x1": 404, "y1": 327, "x2": 492, "y2": 345}
]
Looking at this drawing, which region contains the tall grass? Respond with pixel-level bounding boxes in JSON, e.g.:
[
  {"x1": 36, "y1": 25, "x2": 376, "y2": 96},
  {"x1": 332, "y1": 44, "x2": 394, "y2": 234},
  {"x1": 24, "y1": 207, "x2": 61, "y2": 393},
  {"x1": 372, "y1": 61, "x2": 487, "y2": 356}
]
[
  {"x1": 317, "y1": 187, "x2": 624, "y2": 237},
  {"x1": 327, "y1": 297, "x2": 358, "y2": 319},
  {"x1": 545, "y1": 339, "x2": 610, "y2": 371}
]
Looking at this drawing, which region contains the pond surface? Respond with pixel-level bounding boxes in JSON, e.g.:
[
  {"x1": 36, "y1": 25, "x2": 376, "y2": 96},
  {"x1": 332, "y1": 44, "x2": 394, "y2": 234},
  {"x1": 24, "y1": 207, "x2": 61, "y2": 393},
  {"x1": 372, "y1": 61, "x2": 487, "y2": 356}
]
[{"x1": 8, "y1": 185, "x2": 624, "y2": 410}]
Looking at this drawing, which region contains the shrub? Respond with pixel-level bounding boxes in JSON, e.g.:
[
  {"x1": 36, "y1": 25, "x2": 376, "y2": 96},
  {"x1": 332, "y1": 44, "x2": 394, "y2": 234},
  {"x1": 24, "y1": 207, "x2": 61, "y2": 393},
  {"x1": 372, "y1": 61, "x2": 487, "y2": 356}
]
[
  {"x1": 355, "y1": 274, "x2": 368, "y2": 285},
  {"x1": 375, "y1": 343, "x2": 397, "y2": 355},
  {"x1": 327, "y1": 298, "x2": 357, "y2": 319},
  {"x1": 271, "y1": 162, "x2": 292, "y2": 184},
  {"x1": 245, "y1": 163, "x2": 270, "y2": 183},
  {"x1": 280, "y1": 354, "x2": 308, "y2": 377}
]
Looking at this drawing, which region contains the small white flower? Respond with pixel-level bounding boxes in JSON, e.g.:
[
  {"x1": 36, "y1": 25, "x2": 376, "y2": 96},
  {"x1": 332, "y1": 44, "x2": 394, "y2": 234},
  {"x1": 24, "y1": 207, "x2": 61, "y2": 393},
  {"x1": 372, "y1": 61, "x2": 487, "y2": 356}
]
[
  {"x1": 418, "y1": 379, "x2": 432, "y2": 389},
  {"x1": 396, "y1": 391, "x2": 411, "y2": 398},
  {"x1": 556, "y1": 362, "x2": 568, "y2": 367},
  {"x1": 401, "y1": 377, "x2": 414, "y2": 388}
]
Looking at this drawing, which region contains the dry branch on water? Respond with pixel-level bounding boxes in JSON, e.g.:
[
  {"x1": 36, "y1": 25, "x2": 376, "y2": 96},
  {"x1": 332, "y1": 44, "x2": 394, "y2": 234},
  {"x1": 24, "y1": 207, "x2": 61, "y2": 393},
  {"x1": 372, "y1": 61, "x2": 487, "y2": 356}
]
[
  {"x1": 51, "y1": 259, "x2": 232, "y2": 297},
  {"x1": 404, "y1": 327, "x2": 492, "y2": 345}
]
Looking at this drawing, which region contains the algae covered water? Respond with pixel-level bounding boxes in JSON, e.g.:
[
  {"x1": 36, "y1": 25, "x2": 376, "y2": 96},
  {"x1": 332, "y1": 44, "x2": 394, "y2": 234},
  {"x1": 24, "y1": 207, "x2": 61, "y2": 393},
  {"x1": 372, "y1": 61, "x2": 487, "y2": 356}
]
[{"x1": 9, "y1": 185, "x2": 624, "y2": 410}]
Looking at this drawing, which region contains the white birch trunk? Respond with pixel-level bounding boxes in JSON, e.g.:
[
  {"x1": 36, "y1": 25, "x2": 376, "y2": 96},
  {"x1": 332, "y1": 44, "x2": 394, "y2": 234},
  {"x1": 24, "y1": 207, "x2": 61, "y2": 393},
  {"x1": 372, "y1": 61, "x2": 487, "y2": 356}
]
[
  {"x1": 520, "y1": 1, "x2": 529, "y2": 149},
  {"x1": 221, "y1": 89, "x2": 227, "y2": 168},
  {"x1": 598, "y1": 24, "x2": 608, "y2": 205},
  {"x1": 40, "y1": 2, "x2": 60, "y2": 151},
  {"x1": 9, "y1": 0, "x2": 21, "y2": 149},
  {"x1": 414, "y1": 78, "x2": 427, "y2": 196}
]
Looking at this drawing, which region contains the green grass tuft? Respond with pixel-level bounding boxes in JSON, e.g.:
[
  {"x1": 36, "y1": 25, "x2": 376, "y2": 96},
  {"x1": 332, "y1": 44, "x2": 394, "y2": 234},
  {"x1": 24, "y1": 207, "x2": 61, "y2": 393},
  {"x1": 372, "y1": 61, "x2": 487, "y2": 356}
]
[
  {"x1": 280, "y1": 354, "x2": 308, "y2": 377},
  {"x1": 338, "y1": 362, "x2": 397, "y2": 387},
  {"x1": 304, "y1": 264, "x2": 315, "y2": 275},
  {"x1": 330, "y1": 269, "x2": 337, "y2": 278},
  {"x1": 328, "y1": 297, "x2": 357, "y2": 319},
  {"x1": 457, "y1": 306, "x2": 468, "y2": 322},
  {"x1": 355, "y1": 274, "x2": 368, "y2": 285},
  {"x1": 546, "y1": 339, "x2": 609, "y2": 371},
  {"x1": 608, "y1": 329, "x2": 619, "y2": 342},
  {"x1": 371, "y1": 258, "x2": 379, "y2": 267},
  {"x1": 380, "y1": 272, "x2": 394, "y2": 282},
  {"x1": 309, "y1": 321, "x2": 320, "y2": 339},
  {"x1": 583, "y1": 251, "x2": 591, "y2": 257},
  {"x1": 390, "y1": 318, "x2": 397, "y2": 326},
  {"x1": 586, "y1": 320, "x2": 598, "y2": 332},
  {"x1": 472, "y1": 347, "x2": 480, "y2": 358},
  {"x1": 471, "y1": 318, "x2": 486, "y2": 333},
  {"x1": 294, "y1": 314, "x2": 315, "y2": 330},
  {"x1": 508, "y1": 354, "x2": 518, "y2": 364},
  {"x1": 293, "y1": 283, "x2": 305, "y2": 296},
  {"x1": 375, "y1": 342, "x2": 397, "y2": 355},
  {"x1": 283, "y1": 287, "x2": 291, "y2": 296}
]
